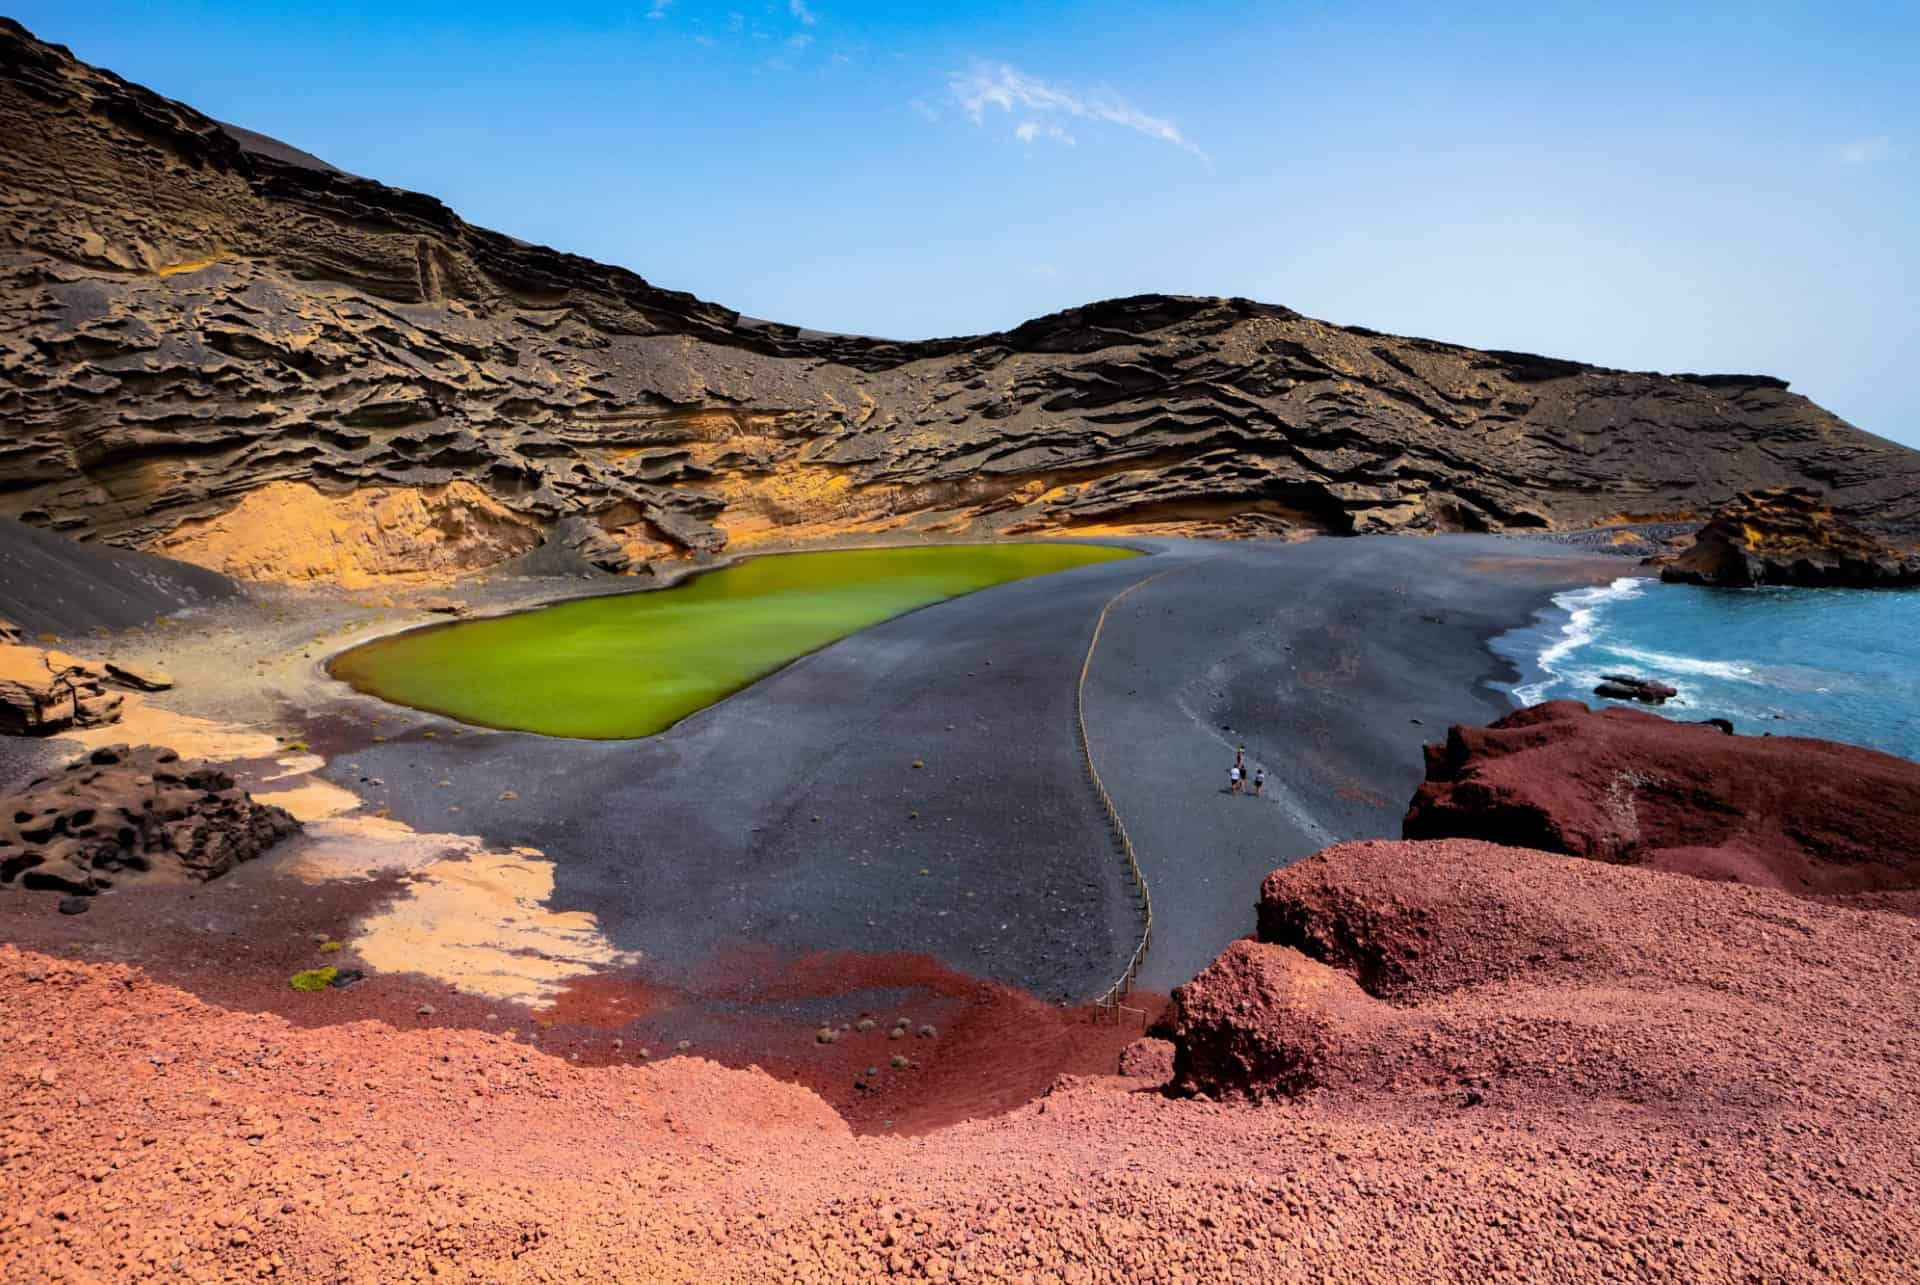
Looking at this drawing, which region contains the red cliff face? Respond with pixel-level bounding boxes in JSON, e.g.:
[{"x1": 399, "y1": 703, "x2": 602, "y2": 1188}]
[{"x1": 1402, "y1": 700, "x2": 1920, "y2": 901}]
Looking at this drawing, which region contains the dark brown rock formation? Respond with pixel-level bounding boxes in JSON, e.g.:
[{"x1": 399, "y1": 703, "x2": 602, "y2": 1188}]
[
  {"x1": 1403, "y1": 701, "x2": 1920, "y2": 898},
  {"x1": 1591, "y1": 673, "x2": 1676, "y2": 704},
  {"x1": 0, "y1": 743, "x2": 300, "y2": 894},
  {"x1": 4, "y1": 18, "x2": 1919, "y2": 584},
  {"x1": 1659, "y1": 486, "x2": 1920, "y2": 588}
]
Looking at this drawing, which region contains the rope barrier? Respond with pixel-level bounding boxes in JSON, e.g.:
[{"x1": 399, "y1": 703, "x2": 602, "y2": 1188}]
[{"x1": 1076, "y1": 565, "x2": 1181, "y2": 1023}]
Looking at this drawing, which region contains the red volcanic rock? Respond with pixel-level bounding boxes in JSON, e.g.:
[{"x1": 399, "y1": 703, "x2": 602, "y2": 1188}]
[
  {"x1": 1256, "y1": 840, "x2": 1624, "y2": 1001},
  {"x1": 10, "y1": 841, "x2": 1920, "y2": 1280},
  {"x1": 1117, "y1": 1037, "x2": 1175, "y2": 1083},
  {"x1": 1162, "y1": 938, "x2": 1383, "y2": 1099},
  {"x1": 1402, "y1": 700, "x2": 1920, "y2": 897}
]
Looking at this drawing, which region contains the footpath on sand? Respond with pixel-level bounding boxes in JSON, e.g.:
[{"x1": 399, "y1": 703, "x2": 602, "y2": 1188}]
[{"x1": 1082, "y1": 534, "x2": 1617, "y2": 989}]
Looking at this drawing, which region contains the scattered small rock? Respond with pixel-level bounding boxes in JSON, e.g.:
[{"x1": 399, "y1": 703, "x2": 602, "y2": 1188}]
[{"x1": 56, "y1": 895, "x2": 89, "y2": 916}]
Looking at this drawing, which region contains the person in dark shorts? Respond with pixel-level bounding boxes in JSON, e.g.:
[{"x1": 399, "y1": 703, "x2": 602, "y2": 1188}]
[
  {"x1": 1253, "y1": 767, "x2": 1266, "y2": 797},
  {"x1": 1228, "y1": 764, "x2": 1242, "y2": 794}
]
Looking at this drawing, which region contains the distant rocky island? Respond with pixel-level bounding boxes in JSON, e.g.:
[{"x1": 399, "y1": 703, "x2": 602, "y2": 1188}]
[{"x1": 4, "y1": 16, "x2": 1919, "y2": 591}]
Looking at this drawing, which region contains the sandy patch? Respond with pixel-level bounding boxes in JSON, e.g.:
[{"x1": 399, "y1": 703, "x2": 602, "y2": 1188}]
[
  {"x1": 264, "y1": 752, "x2": 326, "y2": 780},
  {"x1": 57, "y1": 693, "x2": 283, "y2": 760},
  {"x1": 349, "y1": 849, "x2": 642, "y2": 1005},
  {"x1": 252, "y1": 776, "x2": 363, "y2": 821},
  {"x1": 279, "y1": 800, "x2": 636, "y2": 1005}
]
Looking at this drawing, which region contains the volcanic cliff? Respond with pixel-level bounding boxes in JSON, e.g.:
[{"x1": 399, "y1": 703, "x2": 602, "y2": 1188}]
[{"x1": 4, "y1": 18, "x2": 1919, "y2": 585}]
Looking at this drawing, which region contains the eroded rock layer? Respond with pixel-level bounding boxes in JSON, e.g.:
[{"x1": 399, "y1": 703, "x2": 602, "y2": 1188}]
[
  {"x1": 4, "y1": 18, "x2": 1919, "y2": 584},
  {"x1": 0, "y1": 743, "x2": 300, "y2": 893}
]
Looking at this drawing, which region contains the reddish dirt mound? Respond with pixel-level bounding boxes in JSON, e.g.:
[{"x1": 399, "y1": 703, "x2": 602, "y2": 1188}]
[
  {"x1": 8, "y1": 838, "x2": 1920, "y2": 1280},
  {"x1": 1164, "y1": 839, "x2": 1920, "y2": 1112},
  {"x1": 1403, "y1": 700, "x2": 1920, "y2": 896},
  {"x1": 1165, "y1": 938, "x2": 1383, "y2": 1098}
]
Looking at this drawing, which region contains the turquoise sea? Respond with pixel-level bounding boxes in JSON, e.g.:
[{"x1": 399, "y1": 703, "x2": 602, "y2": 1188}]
[{"x1": 1491, "y1": 576, "x2": 1920, "y2": 762}]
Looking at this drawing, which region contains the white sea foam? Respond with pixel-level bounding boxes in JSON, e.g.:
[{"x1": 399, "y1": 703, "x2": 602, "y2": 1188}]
[
  {"x1": 1512, "y1": 577, "x2": 1644, "y2": 704},
  {"x1": 1596, "y1": 644, "x2": 1762, "y2": 684}
]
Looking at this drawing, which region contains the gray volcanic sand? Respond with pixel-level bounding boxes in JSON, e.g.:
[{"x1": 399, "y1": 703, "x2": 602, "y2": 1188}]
[{"x1": 319, "y1": 535, "x2": 1619, "y2": 1000}]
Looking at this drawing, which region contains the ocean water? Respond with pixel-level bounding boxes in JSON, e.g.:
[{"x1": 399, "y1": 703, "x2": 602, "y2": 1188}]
[{"x1": 1491, "y1": 576, "x2": 1920, "y2": 762}]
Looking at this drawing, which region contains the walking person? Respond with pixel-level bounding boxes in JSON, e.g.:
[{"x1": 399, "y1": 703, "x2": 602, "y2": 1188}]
[
  {"x1": 1253, "y1": 767, "x2": 1266, "y2": 797},
  {"x1": 1228, "y1": 763, "x2": 1242, "y2": 794}
]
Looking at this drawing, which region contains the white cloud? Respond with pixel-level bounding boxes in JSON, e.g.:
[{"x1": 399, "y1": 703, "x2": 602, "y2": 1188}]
[
  {"x1": 790, "y1": 0, "x2": 818, "y2": 25},
  {"x1": 910, "y1": 97, "x2": 939, "y2": 123},
  {"x1": 788, "y1": 32, "x2": 813, "y2": 50},
  {"x1": 1015, "y1": 119, "x2": 1075, "y2": 146},
  {"x1": 946, "y1": 60, "x2": 1205, "y2": 159},
  {"x1": 1833, "y1": 136, "x2": 1893, "y2": 166},
  {"x1": 647, "y1": 0, "x2": 671, "y2": 17}
]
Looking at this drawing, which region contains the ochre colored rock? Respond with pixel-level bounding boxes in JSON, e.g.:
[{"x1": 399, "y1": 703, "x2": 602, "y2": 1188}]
[
  {"x1": 1402, "y1": 701, "x2": 1920, "y2": 896},
  {"x1": 104, "y1": 660, "x2": 174, "y2": 691},
  {"x1": 145, "y1": 481, "x2": 543, "y2": 587},
  {"x1": 0, "y1": 644, "x2": 123, "y2": 735},
  {"x1": 1659, "y1": 487, "x2": 1920, "y2": 588},
  {"x1": 1162, "y1": 939, "x2": 1384, "y2": 1099},
  {"x1": 0, "y1": 743, "x2": 300, "y2": 894},
  {"x1": 1, "y1": 17, "x2": 1916, "y2": 585}
]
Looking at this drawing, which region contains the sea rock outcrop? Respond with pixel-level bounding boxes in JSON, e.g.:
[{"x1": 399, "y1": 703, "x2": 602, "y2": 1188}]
[
  {"x1": 1591, "y1": 673, "x2": 1676, "y2": 704},
  {"x1": 0, "y1": 644, "x2": 123, "y2": 734},
  {"x1": 0, "y1": 743, "x2": 300, "y2": 893},
  {"x1": 1402, "y1": 701, "x2": 1920, "y2": 897},
  {"x1": 1659, "y1": 486, "x2": 1920, "y2": 588},
  {"x1": 3, "y1": 18, "x2": 1918, "y2": 587}
]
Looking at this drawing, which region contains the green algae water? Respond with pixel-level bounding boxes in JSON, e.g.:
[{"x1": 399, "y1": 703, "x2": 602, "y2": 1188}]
[{"x1": 330, "y1": 543, "x2": 1138, "y2": 739}]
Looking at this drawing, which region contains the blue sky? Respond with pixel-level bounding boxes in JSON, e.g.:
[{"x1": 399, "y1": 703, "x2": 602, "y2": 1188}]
[{"x1": 17, "y1": 2, "x2": 1918, "y2": 446}]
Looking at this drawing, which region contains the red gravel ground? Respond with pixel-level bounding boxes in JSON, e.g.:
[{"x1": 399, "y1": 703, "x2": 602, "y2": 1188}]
[
  {"x1": 0, "y1": 876, "x2": 1151, "y2": 1138},
  {"x1": 7, "y1": 837, "x2": 1919, "y2": 1282}
]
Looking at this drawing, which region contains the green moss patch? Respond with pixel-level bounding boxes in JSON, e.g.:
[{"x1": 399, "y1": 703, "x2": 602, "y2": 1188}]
[{"x1": 290, "y1": 966, "x2": 339, "y2": 992}]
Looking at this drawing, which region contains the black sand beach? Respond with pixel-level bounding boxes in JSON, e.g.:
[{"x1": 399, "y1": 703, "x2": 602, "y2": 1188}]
[{"x1": 309, "y1": 535, "x2": 1619, "y2": 1000}]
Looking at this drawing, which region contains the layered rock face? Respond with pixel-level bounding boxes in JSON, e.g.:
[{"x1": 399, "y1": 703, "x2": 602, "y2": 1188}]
[
  {"x1": 1659, "y1": 486, "x2": 1920, "y2": 588},
  {"x1": 4, "y1": 19, "x2": 1919, "y2": 585},
  {"x1": 1403, "y1": 701, "x2": 1920, "y2": 897},
  {"x1": 0, "y1": 643, "x2": 124, "y2": 734},
  {"x1": 0, "y1": 743, "x2": 300, "y2": 893}
]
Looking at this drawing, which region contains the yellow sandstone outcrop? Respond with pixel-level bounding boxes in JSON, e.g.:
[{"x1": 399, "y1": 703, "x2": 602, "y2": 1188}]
[{"x1": 147, "y1": 481, "x2": 542, "y2": 587}]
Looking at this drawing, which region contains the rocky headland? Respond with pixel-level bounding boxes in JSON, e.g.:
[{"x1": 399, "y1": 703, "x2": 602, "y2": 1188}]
[
  {"x1": 1403, "y1": 700, "x2": 1920, "y2": 901},
  {"x1": 1658, "y1": 486, "x2": 1920, "y2": 588},
  {"x1": 5, "y1": 17, "x2": 1920, "y2": 590}
]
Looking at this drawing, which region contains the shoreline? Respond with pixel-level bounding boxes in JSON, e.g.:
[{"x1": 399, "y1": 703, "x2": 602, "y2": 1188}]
[{"x1": 1, "y1": 531, "x2": 1619, "y2": 1130}]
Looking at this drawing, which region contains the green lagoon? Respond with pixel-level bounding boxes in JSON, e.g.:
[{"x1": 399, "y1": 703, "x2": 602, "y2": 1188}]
[{"x1": 329, "y1": 543, "x2": 1139, "y2": 739}]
